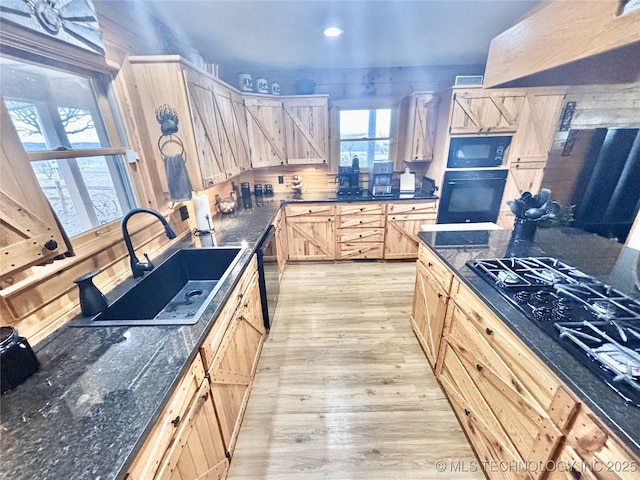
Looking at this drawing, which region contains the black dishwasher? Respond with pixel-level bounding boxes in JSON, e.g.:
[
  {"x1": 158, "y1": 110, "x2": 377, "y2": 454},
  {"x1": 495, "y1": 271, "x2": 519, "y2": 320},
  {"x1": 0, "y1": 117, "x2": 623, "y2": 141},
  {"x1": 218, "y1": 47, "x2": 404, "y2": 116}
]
[{"x1": 256, "y1": 225, "x2": 280, "y2": 331}]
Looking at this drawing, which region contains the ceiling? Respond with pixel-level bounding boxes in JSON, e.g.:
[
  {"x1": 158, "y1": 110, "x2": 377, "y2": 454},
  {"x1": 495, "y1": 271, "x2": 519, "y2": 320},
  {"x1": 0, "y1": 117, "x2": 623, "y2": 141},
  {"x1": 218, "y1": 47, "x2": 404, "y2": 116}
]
[{"x1": 123, "y1": 0, "x2": 546, "y2": 75}]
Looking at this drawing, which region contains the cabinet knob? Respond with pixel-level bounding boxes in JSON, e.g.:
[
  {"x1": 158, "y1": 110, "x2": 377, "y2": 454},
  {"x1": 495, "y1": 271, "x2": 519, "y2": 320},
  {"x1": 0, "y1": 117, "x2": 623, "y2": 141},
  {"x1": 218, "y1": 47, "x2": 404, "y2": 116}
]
[
  {"x1": 44, "y1": 239, "x2": 58, "y2": 251},
  {"x1": 437, "y1": 293, "x2": 443, "y2": 299},
  {"x1": 171, "y1": 415, "x2": 181, "y2": 428},
  {"x1": 476, "y1": 364, "x2": 483, "y2": 372},
  {"x1": 464, "y1": 408, "x2": 470, "y2": 416},
  {"x1": 485, "y1": 328, "x2": 493, "y2": 335},
  {"x1": 428, "y1": 262, "x2": 433, "y2": 267},
  {"x1": 201, "y1": 392, "x2": 209, "y2": 401}
]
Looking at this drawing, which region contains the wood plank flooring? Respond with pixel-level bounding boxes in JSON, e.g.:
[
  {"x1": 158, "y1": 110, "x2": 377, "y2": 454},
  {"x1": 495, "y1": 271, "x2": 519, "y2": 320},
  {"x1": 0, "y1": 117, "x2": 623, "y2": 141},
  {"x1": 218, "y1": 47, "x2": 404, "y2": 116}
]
[{"x1": 227, "y1": 261, "x2": 484, "y2": 479}]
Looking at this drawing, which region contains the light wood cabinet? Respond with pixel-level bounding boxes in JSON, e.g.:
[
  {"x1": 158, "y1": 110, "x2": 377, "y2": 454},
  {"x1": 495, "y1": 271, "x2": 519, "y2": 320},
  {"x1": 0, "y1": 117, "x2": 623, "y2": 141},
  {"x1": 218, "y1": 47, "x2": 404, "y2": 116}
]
[
  {"x1": 412, "y1": 243, "x2": 640, "y2": 480},
  {"x1": 127, "y1": 257, "x2": 264, "y2": 480},
  {"x1": 337, "y1": 203, "x2": 385, "y2": 260},
  {"x1": 384, "y1": 201, "x2": 437, "y2": 259},
  {"x1": 125, "y1": 56, "x2": 250, "y2": 190},
  {"x1": 448, "y1": 88, "x2": 525, "y2": 135},
  {"x1": 274, "y1": 209, "x2": 287, "y2": 281},
  {"x1": 399, "y1": 93, "x2": 439, "y2": 162},
  {"x1": 282, "y1": 96, "x2": 329, "y2": 165},
  {"x1": 0, "y1": 101, "x2": 65, "y2": 278},
  {"x1": 245, "y1": 95, "x2": 329, "y2": 168},
  {"x1": 285, "y1": 203, "x2": 336, "y2": 261},
  {"x1": 127, "y1": 357, "x2": 228, "y2": 480}
]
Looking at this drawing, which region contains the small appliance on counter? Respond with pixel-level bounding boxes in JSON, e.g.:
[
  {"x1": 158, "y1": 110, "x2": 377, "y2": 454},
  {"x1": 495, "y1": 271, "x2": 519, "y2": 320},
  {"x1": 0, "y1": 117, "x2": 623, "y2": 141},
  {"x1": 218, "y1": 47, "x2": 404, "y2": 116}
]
[
  {"x1": 399, "y1": 167, "x2": 415, "y2": 194},
  {"x1": 368, "y1": 160, "x2": 394, "y2": 197},
  {"x1": 264, "y1": 184, "x2": 274, "y2": 196},
  {"x1": 421, "y1": 176, "x2": 438, "y2": 196},
  {"x1": 336, "y1": 156, "x2": 361, "y2": 196},
  {"x1": 1, "y1": 326, "x2": 39, "y2": 394}
]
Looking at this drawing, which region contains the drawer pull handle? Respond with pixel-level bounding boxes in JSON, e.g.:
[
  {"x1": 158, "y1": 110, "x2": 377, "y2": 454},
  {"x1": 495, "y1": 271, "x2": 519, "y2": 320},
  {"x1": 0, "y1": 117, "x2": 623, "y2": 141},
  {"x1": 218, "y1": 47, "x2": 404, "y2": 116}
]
[
  {"x1": 171, "y1": 416, "x2": 181, "y2": 428},
  {"x1": 485, "y1": 328, "x2": 493, "y2": 335},
  {"x1": 464, "y1": 409, "x2": 470, "y2": 416},
  {"x1": 476, "y1": 364, "x2": 483, "y2": 372}
]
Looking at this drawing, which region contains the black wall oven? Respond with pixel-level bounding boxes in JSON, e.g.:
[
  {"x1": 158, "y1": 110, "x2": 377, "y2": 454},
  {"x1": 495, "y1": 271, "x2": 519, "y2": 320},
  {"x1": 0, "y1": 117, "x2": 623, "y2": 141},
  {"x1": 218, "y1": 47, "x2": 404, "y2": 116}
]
[
  {"x1": 437, "y1": 169, "x2": 508, "y2": 224},
  {"x1": 448, "y1": 136, "x2": 511, "y2": 168}
]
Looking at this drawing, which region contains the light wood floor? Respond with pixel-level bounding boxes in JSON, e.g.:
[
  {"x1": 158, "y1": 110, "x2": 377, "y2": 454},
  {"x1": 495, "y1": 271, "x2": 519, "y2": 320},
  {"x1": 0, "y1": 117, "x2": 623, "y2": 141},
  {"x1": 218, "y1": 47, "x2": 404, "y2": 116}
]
[{"x1": 227, "y1": 261, "x2": 484, "y2": 479}]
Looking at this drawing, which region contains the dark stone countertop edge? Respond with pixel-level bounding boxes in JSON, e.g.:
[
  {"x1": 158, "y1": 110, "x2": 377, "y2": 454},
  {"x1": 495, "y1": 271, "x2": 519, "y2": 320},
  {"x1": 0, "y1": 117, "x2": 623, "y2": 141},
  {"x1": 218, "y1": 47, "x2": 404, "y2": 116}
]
[{"x1": 416, "y1": 229, "x2": 640, "y2": 458}]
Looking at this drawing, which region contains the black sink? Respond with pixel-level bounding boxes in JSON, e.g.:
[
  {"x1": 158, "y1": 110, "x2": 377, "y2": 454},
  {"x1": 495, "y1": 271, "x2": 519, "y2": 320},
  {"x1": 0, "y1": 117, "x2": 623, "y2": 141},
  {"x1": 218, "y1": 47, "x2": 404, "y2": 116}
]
[{"x1": 71, "y1": 247, "x2": 245, "y2": 327}]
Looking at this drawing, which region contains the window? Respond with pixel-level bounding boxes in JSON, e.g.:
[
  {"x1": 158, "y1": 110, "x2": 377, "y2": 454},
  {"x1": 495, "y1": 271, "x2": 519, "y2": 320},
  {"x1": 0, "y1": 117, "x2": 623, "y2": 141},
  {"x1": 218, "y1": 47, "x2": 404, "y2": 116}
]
[
  {"x1": 1, "y1": 56, "x2": 136, "y2": 237},
  {"x1": 339, "y1": 108, "x2": 392, "y2": 168}
]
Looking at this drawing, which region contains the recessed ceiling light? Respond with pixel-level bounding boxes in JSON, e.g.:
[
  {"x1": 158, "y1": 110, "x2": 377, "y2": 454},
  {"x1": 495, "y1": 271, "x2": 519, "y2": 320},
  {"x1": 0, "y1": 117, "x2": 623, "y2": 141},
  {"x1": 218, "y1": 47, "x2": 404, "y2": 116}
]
[{"x1": 323, "y1": 27, "x2": 343, "y2": 37}]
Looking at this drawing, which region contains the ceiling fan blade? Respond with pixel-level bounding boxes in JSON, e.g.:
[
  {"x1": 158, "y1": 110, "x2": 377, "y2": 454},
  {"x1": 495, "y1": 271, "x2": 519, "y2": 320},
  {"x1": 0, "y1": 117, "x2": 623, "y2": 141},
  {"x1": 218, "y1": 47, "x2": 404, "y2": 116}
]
[
  {"x1": 61, "y1": 20, "x2": 105, "y2": 54},
  {"x1": 0, "y1": 0, "x2": 33, "y2": 16},
  {"x1": 57, "y1": 0, "x2": 97, "y2": 22}
]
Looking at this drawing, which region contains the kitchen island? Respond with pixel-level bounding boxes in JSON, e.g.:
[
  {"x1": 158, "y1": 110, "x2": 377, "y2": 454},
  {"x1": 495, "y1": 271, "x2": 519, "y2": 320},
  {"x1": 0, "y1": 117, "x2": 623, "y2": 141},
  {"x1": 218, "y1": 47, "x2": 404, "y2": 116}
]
[
  {"x1": 0, "y1": 189, "x2": 436, "y2": 480},
  {"x1": 415, "y1": 226, "x2": 640, "y2": 473}
]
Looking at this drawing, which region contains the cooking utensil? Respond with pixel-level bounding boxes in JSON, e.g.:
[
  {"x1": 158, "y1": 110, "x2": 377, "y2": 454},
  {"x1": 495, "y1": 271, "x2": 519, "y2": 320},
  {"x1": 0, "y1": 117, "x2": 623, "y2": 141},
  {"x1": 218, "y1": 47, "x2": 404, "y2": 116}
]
[
  {"x1": 524, "y1": 207, "x2": 546, "y2": 219},
  {"x1": 507, "y1": 200, "x2": 525, "y2": 218},
  {"x1": 538, "y1": 188, "x2": 552, "y2": 207}
]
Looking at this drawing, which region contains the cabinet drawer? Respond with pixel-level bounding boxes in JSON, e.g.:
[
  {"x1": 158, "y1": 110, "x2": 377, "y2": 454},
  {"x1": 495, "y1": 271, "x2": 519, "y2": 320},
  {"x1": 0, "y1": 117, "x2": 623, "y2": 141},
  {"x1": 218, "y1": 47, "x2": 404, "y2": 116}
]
[
  {"x1": 339, "y1": 214, "x2": 384, "y2": 228},
  {"x1": 337, "y1": 227, "x2": 384, "y2": 243},
  {"x1": 337, "y1": 203, "x2": 385, "y2": 216},
  {"x1": 387, "y1": 212, "x2": 437, "y2": 222},
  {"x1": 285, "y1": 203, "x2": 334, "y2": 220},
  {"x1": 451, "y1": 283, "x2": 561, "y2": 410},
  {"x1": 417, "y1": 245, "x2": 453, "y2": 292},
  {"x1": 338, "y1": 242, "x2": 384, "y2": 260},
  {"x1": 127, "y1": 357, "x2": 206, "y2": 479},
  {"x1": 387, "y1": 202, "x2": 437, "y2": 215}
]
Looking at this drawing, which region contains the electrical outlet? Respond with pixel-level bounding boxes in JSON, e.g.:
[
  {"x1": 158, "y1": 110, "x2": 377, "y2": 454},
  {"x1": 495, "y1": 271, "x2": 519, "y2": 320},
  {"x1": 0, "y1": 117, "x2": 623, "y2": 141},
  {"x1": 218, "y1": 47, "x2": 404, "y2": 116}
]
[
  {"x1": 278, "y1": 175, "x2": 284, "y2": 184},
  {"x1": 179, "y1": 205, "x2": 189, "y2": 221}
]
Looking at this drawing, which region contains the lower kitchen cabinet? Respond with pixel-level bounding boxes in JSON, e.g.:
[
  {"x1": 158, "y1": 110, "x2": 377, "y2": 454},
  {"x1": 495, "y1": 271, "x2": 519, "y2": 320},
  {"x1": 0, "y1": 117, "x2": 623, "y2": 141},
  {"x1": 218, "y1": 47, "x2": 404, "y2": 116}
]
[
  {"x1": 336, "y1": 203, "x2": 385, "y2": 260},
  {"x1": 385, "y1": 201, "x2": 437, "y2": 259},
  {"x1": 274, "y1": 208, "x2": 288, "y2": 281},
  {"x1": 126, "y1": 257, "x2": 265, "y2": 480},
  {"x1": 412, "y1": 243, "x2": 640, "y2": 480},
  {"x1": 285, "y1": 203, "x2": 336, "y2": 261}
]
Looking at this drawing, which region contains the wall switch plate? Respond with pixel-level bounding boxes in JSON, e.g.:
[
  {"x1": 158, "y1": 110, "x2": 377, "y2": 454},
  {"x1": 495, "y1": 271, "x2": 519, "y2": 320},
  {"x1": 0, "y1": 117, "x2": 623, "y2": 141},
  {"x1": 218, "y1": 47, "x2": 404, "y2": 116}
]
[
  {"x1": 179, "y1": 205, "x2": 189, "y2": 221},
  {"x1": 278, "y1": 175, "x2": 284, "y2": 184}
]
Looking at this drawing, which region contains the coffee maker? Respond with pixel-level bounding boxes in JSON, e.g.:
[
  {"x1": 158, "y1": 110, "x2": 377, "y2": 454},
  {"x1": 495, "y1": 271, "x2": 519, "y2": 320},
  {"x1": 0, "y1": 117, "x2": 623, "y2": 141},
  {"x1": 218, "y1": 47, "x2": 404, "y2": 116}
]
[
  {"x1": 368, "y1": 160, "x2": 394, "y2": 197},
  {"x1": 336, "y1": 156, "x2": 361, "y2": 195}
]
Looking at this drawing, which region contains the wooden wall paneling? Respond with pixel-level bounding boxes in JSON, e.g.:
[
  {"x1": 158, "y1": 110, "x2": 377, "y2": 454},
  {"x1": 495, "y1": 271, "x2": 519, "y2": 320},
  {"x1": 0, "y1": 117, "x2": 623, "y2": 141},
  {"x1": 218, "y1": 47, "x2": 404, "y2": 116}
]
[{"x1": 251, "y1": 165, "x2": 333, "y2": 193}]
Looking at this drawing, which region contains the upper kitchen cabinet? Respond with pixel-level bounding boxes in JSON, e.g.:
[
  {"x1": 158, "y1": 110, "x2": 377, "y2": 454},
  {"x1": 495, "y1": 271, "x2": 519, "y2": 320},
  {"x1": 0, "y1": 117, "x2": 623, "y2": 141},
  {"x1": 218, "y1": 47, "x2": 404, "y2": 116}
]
[
  {"x1": 484, "y1": 0, "x2": 640, "y2": 88},
  {"x1": 448, "y1": 87, "x2": 525, "y2": 135},
  {"x1": 0, "y1": 102, "x2": 65, "y2": 277},
  {"x1": 398, "y1": 93, "x2": 439, "y2": 162},
  {"x1": 124, "y1": 56, "x2": 250, "y2": 190},
  {"x1": 245, "y1": 95, "x2": 329, "y2": 168},
  {"x1": 282, "y1": 96, "x2": 329, "y2": 165},
  {"x1": 244, "y1": 96, "x2": 287, "y2": 168}
]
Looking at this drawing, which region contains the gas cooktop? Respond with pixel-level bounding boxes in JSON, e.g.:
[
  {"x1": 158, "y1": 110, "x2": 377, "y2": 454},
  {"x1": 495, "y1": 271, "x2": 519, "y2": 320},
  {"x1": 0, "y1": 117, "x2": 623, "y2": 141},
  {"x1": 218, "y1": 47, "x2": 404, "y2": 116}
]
[{"x1": 467, "y1": 257, "x2": 640, "y2": 406}]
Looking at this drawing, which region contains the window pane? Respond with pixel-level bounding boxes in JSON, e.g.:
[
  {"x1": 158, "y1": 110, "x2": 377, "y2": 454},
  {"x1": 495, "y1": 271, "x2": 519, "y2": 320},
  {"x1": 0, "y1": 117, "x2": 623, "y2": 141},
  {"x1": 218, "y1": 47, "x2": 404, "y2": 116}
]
[
  {"x1": 340, "y1": 140, "x2": 390, "y2": 168},
  {"x1": 339, "y1": 109, "x2": 391, "y2": 139},
  {"x1": 31, "y1": 156, "x2": 136, "y2": 237},
  {"x1": 1, "y1": 57, "x2": 112, "y2": 150}
]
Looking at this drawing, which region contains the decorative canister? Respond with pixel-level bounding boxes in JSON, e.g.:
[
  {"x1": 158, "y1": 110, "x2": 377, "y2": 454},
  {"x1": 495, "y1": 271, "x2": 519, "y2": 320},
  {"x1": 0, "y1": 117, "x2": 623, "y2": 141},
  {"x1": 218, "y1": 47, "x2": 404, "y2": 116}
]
[
  {"x1": 238, "y1": 73, "x2": 253, "y2": 92},
  {"x1": 1, "y1": 326, "x2": 39, "y2": 394},
  {"x1": 270, "y1": 81, "x2": 281, "y2": 95},
  {"x1": 255, "y1": 77, "x2": 269, "y2": 94}
]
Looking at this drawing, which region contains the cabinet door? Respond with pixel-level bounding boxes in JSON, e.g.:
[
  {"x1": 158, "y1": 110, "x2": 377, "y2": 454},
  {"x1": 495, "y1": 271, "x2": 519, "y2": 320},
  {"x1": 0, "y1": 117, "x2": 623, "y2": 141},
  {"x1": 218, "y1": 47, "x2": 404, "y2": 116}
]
[
  {"x1": 283, "y1": 96, "x2": 329, "y2": 165},
  {"x1": 244, "y1": 97, "x2": 286, "y2": 168},
  {"x1": 0, "y1": 102, "x2": 65, "y2": 277},
  {"x1": 185, "y1": 70, "x2": 228, "y2": 187},
  {"x1": 212, "y1": 83, "x2": 251, "y2": 179},
  {"x1": 449, "y1": 89, "x2": 525, "y2": 134},
  {"x1": 407, "y1": 93, "x2": 438, "y2": 161},
  {"x1": 274, "y1": 210, "x2": 287, "y2": 280},
  {"x1": 384, "y1": 213, "x2": 436, "y2": 259},
  {"x1": 285, "y1": 204, "x2": 335, "y2": 261},
  {"x1": 411, "y1": 259, "x2": 449, "y2": 367},
  {"x1": 209, "y1": 270, "x2": 265, "y2": 457},
  {"x1": 155, "y1": 379, "x2": 229, "y2": 480}
]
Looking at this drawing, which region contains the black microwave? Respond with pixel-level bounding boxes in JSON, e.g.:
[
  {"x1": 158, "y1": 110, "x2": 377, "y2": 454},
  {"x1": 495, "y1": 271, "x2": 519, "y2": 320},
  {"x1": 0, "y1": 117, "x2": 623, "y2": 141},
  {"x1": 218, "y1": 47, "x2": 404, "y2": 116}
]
[{"x1": 447, "y1": 136, "x2": 511, "y2": 168}]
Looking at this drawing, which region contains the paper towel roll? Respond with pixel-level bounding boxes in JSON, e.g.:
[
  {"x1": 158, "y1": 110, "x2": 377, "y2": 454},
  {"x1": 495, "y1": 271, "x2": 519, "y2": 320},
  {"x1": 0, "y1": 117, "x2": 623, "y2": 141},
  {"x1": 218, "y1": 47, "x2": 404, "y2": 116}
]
[{"x1": 193, "y1": 194, "x2": 213, "y2": 232}]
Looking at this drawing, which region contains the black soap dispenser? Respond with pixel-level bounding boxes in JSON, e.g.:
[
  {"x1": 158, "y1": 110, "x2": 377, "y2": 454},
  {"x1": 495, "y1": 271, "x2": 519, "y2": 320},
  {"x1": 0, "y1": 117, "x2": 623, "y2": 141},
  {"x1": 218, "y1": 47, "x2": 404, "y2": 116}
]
[{"x1": 74, "y1": 269, "x2": 108, "y2": 316}]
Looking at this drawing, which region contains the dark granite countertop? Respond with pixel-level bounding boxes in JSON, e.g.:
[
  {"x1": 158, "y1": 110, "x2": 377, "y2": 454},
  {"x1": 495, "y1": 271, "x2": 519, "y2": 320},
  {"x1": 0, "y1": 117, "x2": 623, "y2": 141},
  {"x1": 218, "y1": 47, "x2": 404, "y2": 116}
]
[
  {"x1": 417, "y1": 227, "x2": 640, "y2": 457},
  {"x1": 0, "y1": 190, "x2": 439, "y2": 480}
]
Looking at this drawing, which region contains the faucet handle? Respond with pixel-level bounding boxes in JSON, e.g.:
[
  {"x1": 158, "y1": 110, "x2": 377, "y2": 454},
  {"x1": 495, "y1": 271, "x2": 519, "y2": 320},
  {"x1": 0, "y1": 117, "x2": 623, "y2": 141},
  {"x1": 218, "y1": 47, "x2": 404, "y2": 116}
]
[{"x1": 142, "y1": 253, "x2": 154, "y2": 271}]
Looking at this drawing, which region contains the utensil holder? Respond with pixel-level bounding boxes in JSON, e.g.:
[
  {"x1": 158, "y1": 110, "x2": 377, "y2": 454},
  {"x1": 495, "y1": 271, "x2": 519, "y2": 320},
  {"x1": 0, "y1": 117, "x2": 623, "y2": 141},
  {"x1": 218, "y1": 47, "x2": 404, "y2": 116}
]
[
  {"x1": 74, "y1": 269, "x2": 108, "y2": 316},
  {"x1": 512, "y1": 218, "x2": 537, "y2": 242}
]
